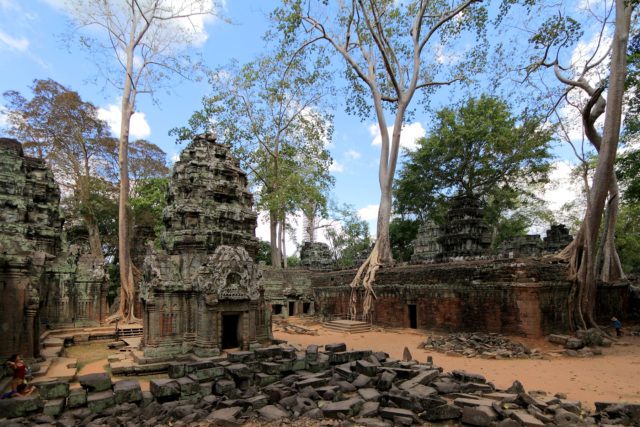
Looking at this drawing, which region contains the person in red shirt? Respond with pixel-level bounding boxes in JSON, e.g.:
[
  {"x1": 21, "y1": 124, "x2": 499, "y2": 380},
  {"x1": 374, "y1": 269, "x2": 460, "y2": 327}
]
[{"x1": 6, "y1": 354, "x2": 27, "y2": 391}]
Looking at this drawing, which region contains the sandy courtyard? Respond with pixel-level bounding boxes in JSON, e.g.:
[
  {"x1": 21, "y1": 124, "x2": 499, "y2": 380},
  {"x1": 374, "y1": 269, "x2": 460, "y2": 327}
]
[{"x1": 274, "y1": 318, "x2": 640, "y2": 410}]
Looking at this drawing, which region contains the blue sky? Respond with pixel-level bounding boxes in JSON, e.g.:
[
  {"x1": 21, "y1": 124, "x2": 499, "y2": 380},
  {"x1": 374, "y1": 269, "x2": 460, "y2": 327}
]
[{"x1": 0, "y1": 0, "x2": 602, "y2": 253}]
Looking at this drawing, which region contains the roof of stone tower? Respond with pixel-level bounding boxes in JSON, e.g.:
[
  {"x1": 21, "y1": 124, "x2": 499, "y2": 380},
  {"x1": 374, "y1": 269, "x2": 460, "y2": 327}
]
[{"x1": 161, "y1": 133, "x2": 258, "y2": 258}]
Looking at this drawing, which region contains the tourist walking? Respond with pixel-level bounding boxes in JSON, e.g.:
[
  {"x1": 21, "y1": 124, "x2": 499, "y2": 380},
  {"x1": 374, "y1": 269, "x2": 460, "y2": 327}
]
[{"x1": 612, "y1": 317, "x2": 622, "y2": 337}]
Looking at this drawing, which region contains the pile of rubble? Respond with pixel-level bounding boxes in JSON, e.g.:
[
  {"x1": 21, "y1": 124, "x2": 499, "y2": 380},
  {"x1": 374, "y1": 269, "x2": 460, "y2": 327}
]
[
  {"x1": 2, "y1": 342, "x2": 638, "y2": 426},
  {"x1": 548, "y1": 328, "x2": 611, "y2": 357},
  {"x1": 417, "y1": 332, "x2": 544, "y2": 359}
]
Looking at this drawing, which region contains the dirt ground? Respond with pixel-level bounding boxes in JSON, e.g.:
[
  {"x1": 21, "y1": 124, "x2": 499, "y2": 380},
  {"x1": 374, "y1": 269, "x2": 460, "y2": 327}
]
[{"x1": 274, "y1": 317, "x2": 640, "y2": 410}]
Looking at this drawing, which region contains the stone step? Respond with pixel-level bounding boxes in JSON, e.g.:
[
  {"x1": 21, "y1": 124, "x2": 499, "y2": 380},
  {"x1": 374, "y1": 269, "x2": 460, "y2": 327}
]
[
  {"x1": 43, "y1": 337, "x2": 64, "y2": 348},
  {"x1": 32, "y1": 358, "x2": 52, "y2": 378},
  {"x1": 323, "y1": 321, "x2": 371, "y2": 334},
  {"x1": 31, "y1": 357, "x2": 77, "y2": 384},
  {"x1": 40, "y1": 345, "x2": 64, "y2": 359}
]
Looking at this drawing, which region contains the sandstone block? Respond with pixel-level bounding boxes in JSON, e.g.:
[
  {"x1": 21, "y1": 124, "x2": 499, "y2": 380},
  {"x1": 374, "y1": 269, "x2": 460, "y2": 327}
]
[
  {"x1": 37, "y1": 379, "x2": 69, "y2": 400},
  {"x1": 322, "y1": 397, "x2": 364, "y2": 418},
  {"x1": 150, "y1": 379, "x2": 180, "y2": 399},
  {"x1": 461, "y1": 405, "x2": 498, "y2": 426},
  {"x1": 420, "y1": 403, "x2": 462, "y2": 421},
  {"x1": 325, "y1": 343, "x2": 347, "y2": 353},
  {"x1": 78, "y1": 372, "x2": 112, "y2": 392},
  {"x1": 66, "y1": 387, "x2": 87, "y2": 408},
  {"x1": 0, "y1": 395, "x2": 44, "y2": 418},
  {"x1": 259, "y1": 404, "x2": 290, "y2": 420},
  {"x1": 87, "y1": 390, "x2": 115, "y2": 413},
  {"x1": 113, "y1": 380, "x2": 142, "y2": 404},
  {"x1": 43, "y1": 398, "x2": 65, "y2": 417}
]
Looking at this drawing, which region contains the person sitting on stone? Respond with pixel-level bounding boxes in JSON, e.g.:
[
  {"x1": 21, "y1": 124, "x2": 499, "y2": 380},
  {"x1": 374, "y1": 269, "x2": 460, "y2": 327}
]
[
  {"x1": 5, "y1": 354, "x2": 27, "y2": 391},
  {"x1": 0, "y1": 383, "x2": 35, "y2": 399}
]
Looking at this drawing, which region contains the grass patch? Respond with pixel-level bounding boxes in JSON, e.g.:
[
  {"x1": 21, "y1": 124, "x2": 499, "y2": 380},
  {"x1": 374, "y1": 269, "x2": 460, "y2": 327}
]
[{"x1": 65, "y1": 342, "x2": 119, "y2": 369}]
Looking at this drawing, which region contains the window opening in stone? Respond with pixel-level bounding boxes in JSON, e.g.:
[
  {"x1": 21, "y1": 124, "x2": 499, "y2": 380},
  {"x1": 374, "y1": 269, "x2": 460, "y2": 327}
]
[
  {"x1": 408, "y1": 304, "x2": 417, "y2": 329},
  {"x1": 302, "y1": 302, "x2": 310, "y2": 314},
  {"x1": 288, "y1": 301, "x2": 295, "y2": 316},
  {"x1": 221, "y1": 314, "x2": 241, "y2": 349},
  {"x1": 273, "y1": 304, "x2": 283, "y2": 315}
]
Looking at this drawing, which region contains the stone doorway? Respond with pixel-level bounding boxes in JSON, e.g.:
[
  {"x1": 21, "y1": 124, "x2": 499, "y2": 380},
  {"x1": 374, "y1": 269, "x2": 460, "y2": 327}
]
[
  {"x1": 221, "y1": 313, "x2": 241, "y2": 349},
  {"x1": 408, "y1": 304, "x2": 417, "y2": 329},
  {"x1": 288, "y1": 301, "x2": 295, "y2": 316}
]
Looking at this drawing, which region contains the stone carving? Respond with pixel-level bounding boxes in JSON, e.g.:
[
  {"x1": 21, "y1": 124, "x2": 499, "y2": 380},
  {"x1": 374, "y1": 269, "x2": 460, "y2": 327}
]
[
  {"x1": 438, "y1": 194, "x2": 491, "y2": 258},
  {"x1": 412, "y1": 220, "x2": 442, "y2": 262},
  {"x1": 0, "y1": 138, "x2": 108, "y2": 358},
  {"x1": 140, "y1": 134, "x2": 270, "y2": 358},
  {"x1": 544, "y1": 224, "x2": 573, "y2": 253}
]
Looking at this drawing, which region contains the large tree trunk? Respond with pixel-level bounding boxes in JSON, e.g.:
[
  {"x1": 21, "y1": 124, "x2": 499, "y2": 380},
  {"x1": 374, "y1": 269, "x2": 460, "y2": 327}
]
[
  {"x1": 269, "y1": 211, "x2": 282, "y2": 268},
  {"x1": 85, "y1": 214, "x2": 104, "y2": 260},
  {"x1": 108, "y1": 42, "x2": 140, "y2": 324},
  {"x1": 562, "y1": 0, "x2": 632, "y2": 330},
  {"x1": 597, "y1": 176, "x2": 625, "y2": 282}
]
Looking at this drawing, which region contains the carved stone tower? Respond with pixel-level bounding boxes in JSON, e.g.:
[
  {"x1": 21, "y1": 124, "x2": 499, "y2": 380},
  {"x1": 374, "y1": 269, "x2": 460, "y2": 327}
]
[{"x1": 140, "y1": 134, "x2": 270, "y2": 358}]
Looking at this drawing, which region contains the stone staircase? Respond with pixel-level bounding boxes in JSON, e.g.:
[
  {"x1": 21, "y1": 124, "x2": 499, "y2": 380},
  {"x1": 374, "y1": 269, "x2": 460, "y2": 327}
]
[{"x1": 323, "y1": 319, "x2": 371, "y2": 334}]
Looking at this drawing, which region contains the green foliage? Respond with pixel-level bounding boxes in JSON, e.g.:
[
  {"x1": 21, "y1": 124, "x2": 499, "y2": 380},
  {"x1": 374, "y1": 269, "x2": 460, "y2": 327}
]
[
  {"x1": 389, "y1": 218, "x2": 420, "y2": 262},
  {"x1": 256, "y1": 240, "x2": 272, "y2": 265},
  {"x1": 617, "y1": 148, "x2": 640, "y2": 204},
  {"x1": 394, "y1": 95, "x2": 554, "y2": 245},
  {"x1": 623, "y1": 32, "x2": 640, "y2": 143},
  {"x1": 131, "y1": 177, "x2": 169, "y2": 236},
  {"x1": 286, "y1": 255, "x2": 301, "y2": 267},
  {"x1": 324, "y1": 204, "x2": 371, "y2": 268},
  {"x1": 616, "y1": 203, "x2": 640, "y2": 275}
]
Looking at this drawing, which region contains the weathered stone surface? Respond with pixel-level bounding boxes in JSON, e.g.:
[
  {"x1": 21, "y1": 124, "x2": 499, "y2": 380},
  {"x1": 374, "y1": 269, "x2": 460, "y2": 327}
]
[
  {"x1": 461, "y1": 405, "x2": 498, "y2": 426},
  {"x1": 510, "y1": 410, "x2": 545, "y2": 426},
  {"x1": 300, "y1": 242, "x2": 335, "y2": 270},
  {"x1": 215, "y1": 379, "x2": 236, "y2": 396},
  {"x1": 258, "y1": 404, "x2": 290, "y2": 420},
  {"x1": 325, "y1": 343, "x2": 347, "y2": 353},
  {"x1": 379, "y1": 407, "x2": 419, "y2": 422},
  {"x1": 78, "y1": 372, "x2": 112, "y2": 392},
  {"x1": 420, "y1": 403, "x2": 462, "y2": 421},
  {"x1": 87, "y1": 390, "x2": 115, "y2": 413},
  {"x1": 377, "y1": 370, "x2": 396, "y2": 391},
  {"x1": 227, "y1": 351, "x2": 255, "y2": 363},
  {"x1": 206, "y1": 406, "x2": 242, "y2": 424},
  {"x1": 66, "y1": 387, "x2": 87, "y2": 409},
  {"x1": 177, "y1": 377, "x2": 200, "y2": 396},
  {"x1": 0, "y1": 395, "x2": 43, "y2": 418},
  {"x1": 355, "y1": 360, "x2": 378, "y2": 377},
  {"x1": 113, "y1": 380, "x2": 143, "y2": 404},
  {"x1": 322, "y1": 397, "x2": 364, "y2": 418},
  {"x1": 43, "y1": 398, "x2": 65, "y2": 417},
  {"x1": 150, "y1": 379, "x2": 180, "y2": 399},
  {"x1": 357, "y1": 388, "x2": 381, "y2": 402},
  {"x1": 36, "y1": 380, "x2": 69, "y2": 400}
]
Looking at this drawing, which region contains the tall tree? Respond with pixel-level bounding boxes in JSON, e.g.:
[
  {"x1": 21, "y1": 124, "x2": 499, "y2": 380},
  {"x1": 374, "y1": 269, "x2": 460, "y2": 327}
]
[
  {"x1": 522, "y1": 0, "x2": 635, "y2": 329},
  {"x1": 324, "y1": 204, "x2": 372, "y2": 269},
  {"x1": 3, "y1": 79, "x2": 112, "y2": 260},
  {"x1": 277, "y1": 0, "x2": 488, "y2": 318},
  {"x1": 394, "y1": 95, "x2": 553, "y2": 247},
  {"x1": 173, "y1": 41, "x2": 335, "y2": 268},
  {"x1": 519, "y1": 0, "x2": 635, "y2": 329},
  {"x1": 67, "y1": 0, "x2": 218, "y2": 323}
]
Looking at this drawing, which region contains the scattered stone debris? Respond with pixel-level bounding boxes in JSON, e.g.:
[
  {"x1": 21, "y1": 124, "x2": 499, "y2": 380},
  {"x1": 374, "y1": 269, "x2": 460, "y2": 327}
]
[
  {"x1": 417, "y1": 332, "x2": 545, "y2": 359},
  {"x1": 273, "y1": 320, "x2": 318, "y2": 335},
  {"x1": 1, "y1": 342, "x2": 637, "y2": 426},
  {"x1": 548, "y1": 328, "x2": 611, "y2": 357}
]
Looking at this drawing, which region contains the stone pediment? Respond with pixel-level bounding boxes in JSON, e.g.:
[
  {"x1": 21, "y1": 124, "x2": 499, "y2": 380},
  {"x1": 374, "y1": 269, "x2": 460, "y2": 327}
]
[{"x1": 195, "y1": 245, "x2": 262, "y2": 303}]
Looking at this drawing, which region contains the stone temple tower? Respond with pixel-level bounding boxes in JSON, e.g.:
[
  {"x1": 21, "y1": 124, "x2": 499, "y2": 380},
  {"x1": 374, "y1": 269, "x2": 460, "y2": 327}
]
[{"x1": 140, "y1": 134, "x2": 270, "y2": 358}]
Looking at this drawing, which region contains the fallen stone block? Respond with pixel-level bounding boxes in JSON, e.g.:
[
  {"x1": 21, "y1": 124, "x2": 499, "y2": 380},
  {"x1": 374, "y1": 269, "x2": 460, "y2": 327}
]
[
  {"x1": 380, "y1": 407, "x2": 419, "y2": 423},
  {"x1": 358, "y1": 388, "x2": 381, "y2": 402},
  {"x1": 420, "y1": 403, "x2": 462, "y2": 421},
  {"x1": 113, "y1": 380, "x2": 143, "y2": 404},
  {"x1": 87, "y1": 390, "x2": 115, "y2": 413},
  {"x1": 454, "y1": 397, "x2": 496, "y2": 408},
  {"x1": 66, "y1": 387, "x2": 87, "y2": 409},
  {"x1": 432, "y1": 377, "x2": 461, "y2": 394},
  {"x1": 215, "y1": 379, "x2": 237, "y2": 396},
  {"x1": 245, "y1": 394, "x2": 269, "y2": 410},
  {"x1": 78, "y1": 372, "x2": 112, "y2": 392},
  {"x1": 398, "y1": 369, "x2": 440, "y2": 391},
  {"x1": 510, "y1": 410, "x2": 545, "y2": 426},
  {"x1": 295, "y1": 376, "x2": 327, "y2": 389},
  {"x1": 452, "y1": 370, "x2": 486, "y2": 384},
  {"x1": 322, "y1": 397, "x2": 364, "y2": 418},
  {"x1": 0, "y1": 395, "x2": 44, "y2": 418},
  {"x1": 168, "y1": 362, "x2": 186, "y2": 378},
  {"x1": 226, "y1": 363, "x2": 252, "y2": 380},
  {"x1": 150, "y1": 379, "x2": 180, "y2": 401},
  {"x1": 325, "y1": 343, "x2": 347, "y2": 353},
  {"x1": 354, "y1": 417, "x2": 392, "y2": 427},
  {"x1": 178, "y1": 377, "x2": 200, "y2": 396},
  {"x1": 352, "y1": 373, "x2": 373, "y2": 388},
  {"x1": 377, "y1": 370, "x2": 397, "y2": 391},
  {"x1": 255, "y1": 372, "x2": 278, "y2": 386},
  {"x1": 461, "y1": 405, "x2": 498, "y2": 426},
  {"x1": 564, "y1": 337, "x2": 584, "y2": 349},
  {"x1": 43, "y1": 398, "x2": 65, "y2": 417},
  {"x1": 189, "y1": 366, "x2": 225, "y2": 382},
  {"x1": 358, "y1": 401, "x2": 380, "y2": 417},
  {"x1": 206, "y1": 406, "x2": 242, "y2": 425},
  {"x1": 306, "y1": 344, "x2": 319, "y2": 361},
  {"x1": 36, "y1": 379, "x2": 69, "y2": 400},
  {"x1": 199, "y1": 381, "x2": 213, "y2": 396},
  {"x1": 355, "y1": 360, "x2": 378, "y2": 377},
  {"x1": 259, "y1": 404, "x2": 290, "y2": 421}
]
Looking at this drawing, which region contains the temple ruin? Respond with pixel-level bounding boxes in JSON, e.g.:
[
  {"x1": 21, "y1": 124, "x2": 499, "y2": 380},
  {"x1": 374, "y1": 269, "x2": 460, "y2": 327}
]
[
  {"x1": 139, "y1": 134, "x2": 271, "y2": 358},
  {"x1": 0, "y1": 138, "x2": 107, "y2": 359}
]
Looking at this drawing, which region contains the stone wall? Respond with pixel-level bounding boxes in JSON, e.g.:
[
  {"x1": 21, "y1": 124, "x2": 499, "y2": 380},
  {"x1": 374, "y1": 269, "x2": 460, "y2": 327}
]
[
  {"x1": 263, "y1": 259, "x2": 629, "y2": 337},
  {"x1": 0, "y1": 138, "x2": 108, "y2": 358}
]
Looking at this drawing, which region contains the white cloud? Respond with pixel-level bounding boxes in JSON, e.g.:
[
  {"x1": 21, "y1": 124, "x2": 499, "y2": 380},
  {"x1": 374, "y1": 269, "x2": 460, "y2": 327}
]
[
  {"x1": 329, "y1": 160, "x2": 344, "y2": 173},
  {"x1": 0, "y1": 106, "x2": 8, "y2": 128},
  {"x1": 98, "y1": 104, "x2": 151, "y2": 139},
  {"x1": 345, "y1": 149, "x2": 361, "y2": 160},
  {"x1": 540, "y1": 161, "x2": 582, "y2": 213},
  {"x1": 369, "y1": 122, "x2": 425, "y2": 151},
  {"x1": 0, "y1": 30, "x2": 29, "y2": 51},
  {"x1": 357, "y1": 204, "x2": 379, "y2": 222}
]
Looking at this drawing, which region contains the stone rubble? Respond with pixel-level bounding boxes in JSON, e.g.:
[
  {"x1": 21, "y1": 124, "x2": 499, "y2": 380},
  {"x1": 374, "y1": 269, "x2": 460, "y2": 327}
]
[
  {"x1": 548, "y1": 328, "x2": 612, "y2": 357},
  {"x1": 417, "y1": 332, "x2": 545, "y2": 359},
  {"x1": 1, "y1": 343, "x2": 638, "y2": 426}
]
